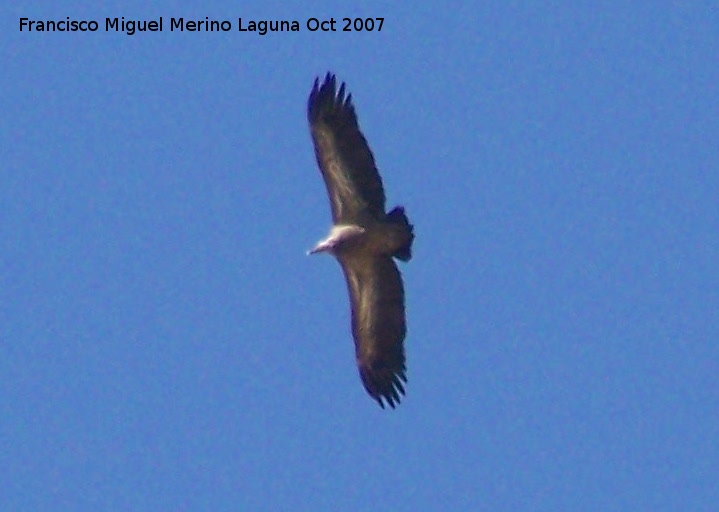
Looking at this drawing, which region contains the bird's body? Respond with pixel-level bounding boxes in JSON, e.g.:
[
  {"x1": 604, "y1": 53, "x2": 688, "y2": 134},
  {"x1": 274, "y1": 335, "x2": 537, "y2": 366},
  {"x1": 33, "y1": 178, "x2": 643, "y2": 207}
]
[
  {"x1": 309, "y1": 217, "x2": 411, "y2": 260},
  {"x1": 307, "y1": 73, "x2": 414, "y2": 408}
]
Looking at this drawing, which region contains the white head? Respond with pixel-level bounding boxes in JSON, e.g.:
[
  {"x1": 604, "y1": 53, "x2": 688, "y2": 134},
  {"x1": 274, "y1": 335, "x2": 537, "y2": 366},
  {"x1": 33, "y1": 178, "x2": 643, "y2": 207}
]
[{"x1": 308, "y1": 225, "x2": 365, "y2": 255}]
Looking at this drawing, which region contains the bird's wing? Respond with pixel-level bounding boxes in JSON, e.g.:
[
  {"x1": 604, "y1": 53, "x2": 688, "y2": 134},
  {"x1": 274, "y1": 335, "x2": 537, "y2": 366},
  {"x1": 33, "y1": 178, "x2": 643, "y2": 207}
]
[
  {"x1": 339, "y1": 253, "x2": 407, "y2": 408},
  {"x1": 307, "y1": 73, "x2": 386, "y2": 224}
]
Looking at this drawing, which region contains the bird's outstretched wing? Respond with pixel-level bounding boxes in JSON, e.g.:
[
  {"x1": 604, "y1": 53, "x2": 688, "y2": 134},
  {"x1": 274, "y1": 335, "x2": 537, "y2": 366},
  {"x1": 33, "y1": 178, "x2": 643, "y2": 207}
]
[
  {"x1": 339, "y1": 253, "x2": 407, "y2": 408},
  {"x1": 308, "y1": 73, "x2": 386, "y2": 224}
]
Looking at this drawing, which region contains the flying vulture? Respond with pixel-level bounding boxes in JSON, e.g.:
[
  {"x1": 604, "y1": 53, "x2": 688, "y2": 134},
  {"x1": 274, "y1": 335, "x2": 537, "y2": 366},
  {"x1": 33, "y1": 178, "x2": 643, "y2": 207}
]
[{"x1": 307, "y1": 73, "x2": 414, "y2": 409}]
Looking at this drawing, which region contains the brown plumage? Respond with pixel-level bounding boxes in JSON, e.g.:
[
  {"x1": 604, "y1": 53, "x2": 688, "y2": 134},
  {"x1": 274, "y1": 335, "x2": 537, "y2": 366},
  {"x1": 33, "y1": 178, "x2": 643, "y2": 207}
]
[{"x1": 307, "y1": 73, "x2": 414, "y2": 408}]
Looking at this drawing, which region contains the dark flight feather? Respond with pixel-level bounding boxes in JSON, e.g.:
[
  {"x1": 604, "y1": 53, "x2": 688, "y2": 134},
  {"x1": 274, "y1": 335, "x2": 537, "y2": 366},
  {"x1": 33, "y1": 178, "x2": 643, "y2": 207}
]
[{"x1": 308, "y1": 73, "x2": 386, "y2": 224}]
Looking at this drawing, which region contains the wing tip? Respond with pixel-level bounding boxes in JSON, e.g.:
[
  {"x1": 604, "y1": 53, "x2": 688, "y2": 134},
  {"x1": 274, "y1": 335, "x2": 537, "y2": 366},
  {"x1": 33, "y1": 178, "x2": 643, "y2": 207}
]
[
  {"x1": 359, "y1": 362, "x2": 408, "y2": 410},
  {"x1": 307, "y1": 72, "x2": 355, "y2": 123}
]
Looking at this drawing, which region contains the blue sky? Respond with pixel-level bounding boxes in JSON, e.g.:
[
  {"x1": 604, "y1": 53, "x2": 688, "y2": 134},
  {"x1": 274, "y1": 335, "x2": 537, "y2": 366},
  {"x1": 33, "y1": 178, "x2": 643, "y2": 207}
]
[{"x1": 3, "y1": 2, "x2": 718, "y2": 510}]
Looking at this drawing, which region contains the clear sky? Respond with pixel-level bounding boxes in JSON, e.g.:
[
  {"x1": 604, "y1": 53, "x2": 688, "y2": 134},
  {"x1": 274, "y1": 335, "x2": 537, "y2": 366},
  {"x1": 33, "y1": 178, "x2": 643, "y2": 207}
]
[{"x1": 3, "y1": 2, "x2": 718, "y2": 510}]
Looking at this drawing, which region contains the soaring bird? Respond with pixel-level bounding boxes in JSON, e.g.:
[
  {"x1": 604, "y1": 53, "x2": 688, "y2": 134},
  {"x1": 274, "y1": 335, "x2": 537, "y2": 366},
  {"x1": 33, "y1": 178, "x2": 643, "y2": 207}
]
[{"x1": 307, "y1": 73, "x2": 414, "y2": 409}]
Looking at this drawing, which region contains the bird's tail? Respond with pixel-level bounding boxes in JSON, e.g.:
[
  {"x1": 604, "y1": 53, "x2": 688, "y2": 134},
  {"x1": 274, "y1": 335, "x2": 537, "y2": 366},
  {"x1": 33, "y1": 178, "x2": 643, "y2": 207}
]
[{"x1": 388, "y1": 206, "x2": 414, "y2": 262}]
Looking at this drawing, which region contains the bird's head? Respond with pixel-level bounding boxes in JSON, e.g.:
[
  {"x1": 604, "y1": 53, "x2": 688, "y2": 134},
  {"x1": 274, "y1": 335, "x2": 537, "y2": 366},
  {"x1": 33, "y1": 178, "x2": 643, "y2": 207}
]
[
  {"x1": 307, "y1": 239, "x2": 334, "y2": 255},
  {"x1": 308, "y1": 225, "x2": 365, "y2": 255}
]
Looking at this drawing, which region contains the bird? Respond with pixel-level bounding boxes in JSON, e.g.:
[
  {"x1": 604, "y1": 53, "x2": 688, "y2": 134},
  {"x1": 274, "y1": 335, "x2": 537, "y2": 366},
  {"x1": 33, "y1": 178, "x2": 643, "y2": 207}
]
[{"x1": 307, "y1": 73, "x2": 414, "y2": 409}]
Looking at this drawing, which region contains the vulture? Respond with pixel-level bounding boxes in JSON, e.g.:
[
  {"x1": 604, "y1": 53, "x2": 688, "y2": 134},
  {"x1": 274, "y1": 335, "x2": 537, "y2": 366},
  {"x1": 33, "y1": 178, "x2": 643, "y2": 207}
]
[{"x1": 307, "y1": 73, "x2": 414, "y2": 409}]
